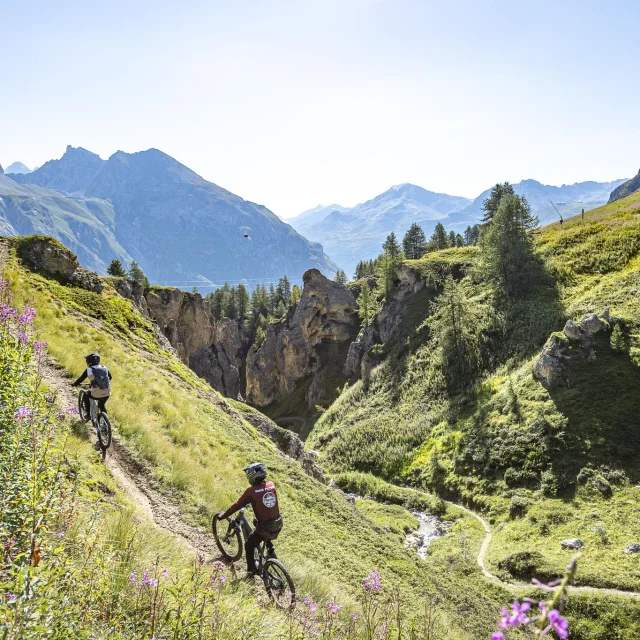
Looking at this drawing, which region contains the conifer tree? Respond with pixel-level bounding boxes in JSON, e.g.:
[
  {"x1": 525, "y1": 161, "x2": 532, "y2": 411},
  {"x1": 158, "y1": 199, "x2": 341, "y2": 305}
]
[
  {"x1": 335, "y1": 269, "x2": 348, "y2": 285},
  {"x1": 128, "y1": 260, "x2": 149, "y2": 289},
  {"x1": 290, "y1": 284, "x2": 302, "y2": 308},
  {"x1": 482, "y1": 182, "x2": 515, "y2": 223},
  {"x1": 479, "y1": 194, "x2": 538, "y2": 297},
  {"x1": 380, "y1": 232, "x2": 403, "y2": 295},
  {"x1": 448, "y1": 230, "x2": 456, "y2": 247},
  {"x1": 268, "y1": 283, "x2": 278, "y2": 314},
  {"x1": 430, "y1": 223, "x2": 449, "y2": 251},
  {"x1": 277, "y1": 276, "x2": 291, "y2": 306},
  {"x1": 236, "y1": 284, "x2": 250, "y2": 320},
  {"x1": 455, "y1": 233, "x2": 465, "y2": 247},
  {"x1": 402, "y1": 223, "x2": 427, "y2": 259},
  {"x1": 427, "y1": 276, "x2": 481, "y2": 392},
  {"x1": 254, "y1": 326, "x2": 266, "y2": 349},
  {"x1": 357, "y1": 281, "x2": 374, "y2": 328},
  {"x1": 107, "y1": 259, "x2": 126, "y2": 277}
]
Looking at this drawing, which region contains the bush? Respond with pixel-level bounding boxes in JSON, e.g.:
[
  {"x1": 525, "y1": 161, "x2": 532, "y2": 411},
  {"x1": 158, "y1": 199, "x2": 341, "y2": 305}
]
[
  {"x1": 498, "y1": 551, "x2": 546, "y2": 580},
  {"x1": 508, "y1": 496, "x2": 530, "y2": 519},
  {"x1": 610, "y1": 323, "x2": 626, "y2": 353}
]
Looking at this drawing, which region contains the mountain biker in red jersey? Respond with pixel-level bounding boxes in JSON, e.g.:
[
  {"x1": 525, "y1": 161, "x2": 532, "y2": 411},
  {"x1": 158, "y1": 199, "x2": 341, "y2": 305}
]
[{"x1": 216, "y1": 462, "x2": 283, "y2": 576}]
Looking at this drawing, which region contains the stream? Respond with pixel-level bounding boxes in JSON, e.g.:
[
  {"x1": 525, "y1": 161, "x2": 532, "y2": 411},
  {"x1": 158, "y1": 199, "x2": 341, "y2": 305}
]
[{"x1": 404, "y1": 510, "x2": 453, "y2": 559}]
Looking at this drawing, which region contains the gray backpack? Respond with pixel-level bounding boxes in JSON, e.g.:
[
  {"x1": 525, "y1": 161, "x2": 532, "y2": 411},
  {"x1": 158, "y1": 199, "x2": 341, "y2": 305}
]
[{"x1": 91, "y1": 365, "x2": 111, "y2": 390}]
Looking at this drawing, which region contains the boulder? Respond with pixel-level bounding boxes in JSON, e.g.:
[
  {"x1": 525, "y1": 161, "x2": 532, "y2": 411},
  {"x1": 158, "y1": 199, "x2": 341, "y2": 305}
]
[
  {"x1": 17, "y1": 236, "x2": 103, "y2": 293},
  {"x1": 246, "y1": 269, "x2": 359, "y2": 407},
  {"x1": 580, "y1": 313, "x2": 605, "y2": 337},
  {"x1": 561, "y1": 538, "x2": 584, "y2": 550},
  {"x1": 533, "y1": 335, "x2": 568, "y2": 388},
  {"x1": 624, "y1": 543, "x2": 640, "y2": 554},
  {"x1": 563, "y1": 320, "x2": 582, "y2": 341}
]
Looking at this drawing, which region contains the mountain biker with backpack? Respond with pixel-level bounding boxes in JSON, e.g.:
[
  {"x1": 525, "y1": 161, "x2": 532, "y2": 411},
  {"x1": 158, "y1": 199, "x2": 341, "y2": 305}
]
[
  {"x1": 216, "y1": 463, "x2": 283, "y2": 576},
  {"x1": 72, "y1": 353, "x2": 112, "y2": 415}
]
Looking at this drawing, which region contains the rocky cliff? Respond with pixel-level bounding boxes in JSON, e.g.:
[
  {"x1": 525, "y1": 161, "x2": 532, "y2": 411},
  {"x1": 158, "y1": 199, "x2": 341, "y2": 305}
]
[
  {"x1": 142, "y1": 287, "x2": 243, "y2": 399},
  {"x1": 345, "y1": 264, "x2": 427, "y2": 380},
  {"x1": 246, "y1": 269, "x2": 359, "y2": 408},
  {"x1": 609, "y1": 169, "x2": 640, "y2": 204}
]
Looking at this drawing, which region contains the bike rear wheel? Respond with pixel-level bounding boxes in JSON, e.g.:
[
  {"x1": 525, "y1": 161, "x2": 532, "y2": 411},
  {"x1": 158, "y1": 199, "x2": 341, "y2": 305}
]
[
  {"x1": 263, "y1": 558, "x2": 295, "y2": 609},
  {"x1": 78, "y1": 390, "x2": 90, "y2": 423},
  {"x1": 97, "y1": 413, "x2": 112, "y2": 450},
  {"x1": 212, "y1": 517, "x2": 243, "y2": 561}
]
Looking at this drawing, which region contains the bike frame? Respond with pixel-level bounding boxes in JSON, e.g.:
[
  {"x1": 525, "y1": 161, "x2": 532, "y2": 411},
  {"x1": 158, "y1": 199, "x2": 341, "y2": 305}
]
[{"x1": 230, "y1": 507, "x2": 272, "y2": 571}]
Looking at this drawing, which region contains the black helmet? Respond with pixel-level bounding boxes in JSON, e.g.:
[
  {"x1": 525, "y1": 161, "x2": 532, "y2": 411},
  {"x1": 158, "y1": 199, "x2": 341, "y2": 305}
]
[
  {"x1": 85, "y1": 353, "x2": 100, "y2": 366},
  {"x1": 243, "y1": 462, "x2": 267, "y2": 485}
]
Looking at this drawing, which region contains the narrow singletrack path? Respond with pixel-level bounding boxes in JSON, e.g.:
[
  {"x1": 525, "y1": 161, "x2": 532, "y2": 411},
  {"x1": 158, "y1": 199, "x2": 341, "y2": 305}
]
[{"x1": 445, "y1": 497, "x2": 640, "y2": 599}]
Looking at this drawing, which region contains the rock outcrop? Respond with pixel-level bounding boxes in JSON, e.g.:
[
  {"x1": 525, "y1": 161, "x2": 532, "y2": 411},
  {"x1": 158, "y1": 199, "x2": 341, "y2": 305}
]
[
  {"x1": 533, "y1": 309, "x2": 616, "y2": 389},
  {"x1": 609, "y1": 169, "x2": 640, "y2": 204},
  {"x1": 246, "y1": 269, "x2": 359, "y2": 408},
  {"x1": 16, "y1": 235, "x2": 103, "y2": 293},
  {"x1": 345, "y1": 264, "x2": 425, "y2": 379},
  {"x1": 144, "y1": 287, "x2": 243, "y2": 398}
]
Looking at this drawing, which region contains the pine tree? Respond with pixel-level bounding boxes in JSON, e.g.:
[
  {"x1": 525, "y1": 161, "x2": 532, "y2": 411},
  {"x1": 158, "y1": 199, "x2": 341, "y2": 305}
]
[
  {"x1": 290, "y1": 284, "x2": 302, "y2": 308},
  {"x1": 427, "y1": 276, "x2": 481, "y2": 392},
  {"x1": 448, "y1": 230, "x2": 456, "y2": 247},
  {"x1": 455, "y1": 234, "x2": 465, "y2": 248},
  {"x1": 254, "y1": 326, "x2": 266, "y2": 349},
  {"x1": 276, "y1": 276, "x2": 291, "y2": 306},
  {"x1": 479, "y1": 194, "x2": 538, "y2": 297},
  {"x1": 335, "y1": 269, "x2": 348, "y2": 285},
  {"x1": 107, "y1": 259, "x2": 126, "y2": 277},
  {"x1": 381, "y1": 232, "x2": 403, "y2": 295},
  {"x1": 402, "y1": 223, "x2": 427, "y2": 259},
  {"x1": 357, "y1": 281, "x2": 374, "y2": 328},
  {"x1": 611, "y1": 324, "x2": 625, "y2": 353},
  {"x1": 268, "y1": 283, "x2": 278, "y2": 314},
  {"x1": 236, "y1": 284, "x2": 250, "y2": 320},
  {"x1": 275, "y1": 300, "x2": 287, "y2": 318},
  {"x1": 430, "y1": 223, "x2": 449, "y2": 251},
  {"x1": 482, "y1": 182, "x2": 515, "y2": 223},
  {"x1": 128, "y1": 260, "x2": 149, "y2": 289}
]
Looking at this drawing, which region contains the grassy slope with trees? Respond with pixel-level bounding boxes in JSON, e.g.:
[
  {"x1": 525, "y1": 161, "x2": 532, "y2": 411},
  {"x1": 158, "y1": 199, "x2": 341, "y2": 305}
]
[
  {"x1": 309, "y1": 191, "x2": 640, "y2": 638},
  {"x1": 0, "y1": 236, "x2": 522, "y2": 639}
]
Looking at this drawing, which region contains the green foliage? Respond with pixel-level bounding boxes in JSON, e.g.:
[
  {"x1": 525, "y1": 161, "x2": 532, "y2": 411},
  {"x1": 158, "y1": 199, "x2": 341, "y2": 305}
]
[
  {"x1": 464, "y1": 225, "x2": 481, "y2": 246},
  {"x1": 354, "y1": 259, "x2": 377, "y2": 281},
  {"x1": 335, "y1": 269, "x2": 348, "y2": 285},
  {"x1": 127, "y1": 260, "x2": 149, "y2": 289},
  {"x1": 610, "y1": 323, "x2": 625, "y2": 353},
  {"x1": 380, "y1": 232, "x2": 403, "y2": 295},
  {"x1": 402, "y1": 223, "x2": 427, "y2": 260},
  {"x1": 481, "y1": 182, "x2": 515, "y2": 223},
  {"x1": 425, "y1": 277, "x2": 484, "y2": 393},
  {"x1": 478, "y1": 194, "x2": 539, "y2": 298},
  {"x1": 429, "y1": 223, "x2": 449, "y2": 251},
  {"x1": 357, "y1": 281, "x2": 375, "y2": 329},
  {"x1": 107, "y1": 259, "x2": 126, "y2": 277},
  {"x1": 254, "y1": 325, "x2": 266, "y2": 348}
]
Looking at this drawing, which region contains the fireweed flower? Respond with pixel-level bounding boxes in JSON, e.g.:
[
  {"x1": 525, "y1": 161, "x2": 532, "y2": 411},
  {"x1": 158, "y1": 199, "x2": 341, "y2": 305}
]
[
  {"x1": 325, "y1": 597, "x2": 342, "y2": 614},
  {"x1": 547, "y1": 609, "x2": 569, "y2": 639},
  {"x1": 498, "y1": 601, "x2": 530, "y2": 629},
  {"x1": 128, "y1": 572, "x2": 138, "y2": 586},
  {"x1": 302, "y1": 597, "x2": 318, "y2": 615},
  {"x1": 162, "y1": 568, "x2": 168, "y2": 580},
  {"x1": 350, "y1": 613, "x2": 358, "y2": 623},
  {"x1": 216, "y1": 575, "x2": 227, "y2": 585},
  {"x1": 33, "y1": 340, "x2": 48, "y2": 351},
  {"x1": 14, "y1": 406, "x2": 33, "y2": 421},
  {"x1": 18, "y1": 306, "x2": 36, "y2": 325},
  {"x1": 491, "y1": 633, "x2": 504, "y2": 640},
  {"x1": 65, "y1": 405, "x2": 79, "y2": 415},
  {"x1": 363, "y1": 570, "x2": 381, "y2": 592},
  {"x1": 5, "y1": 592, "x2": 17, "y2": 603}
]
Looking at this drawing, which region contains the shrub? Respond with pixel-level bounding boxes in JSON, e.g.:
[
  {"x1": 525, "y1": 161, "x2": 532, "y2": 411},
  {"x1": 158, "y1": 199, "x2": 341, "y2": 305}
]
[
  {"x1": 497, "y1": 551, "x2": 546, "y2": 580},
  {"x1": 611, "y1": 323, "x2": 626, "y2": 353},
  {"x1": 508, "y1": 495, "x2": 530, "y2": 519}
]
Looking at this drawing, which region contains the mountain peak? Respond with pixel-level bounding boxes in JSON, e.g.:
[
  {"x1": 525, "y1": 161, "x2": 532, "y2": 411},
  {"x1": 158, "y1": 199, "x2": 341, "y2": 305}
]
[{"x1": 5, "y1": 161, "x2": 31, "y2": 175}]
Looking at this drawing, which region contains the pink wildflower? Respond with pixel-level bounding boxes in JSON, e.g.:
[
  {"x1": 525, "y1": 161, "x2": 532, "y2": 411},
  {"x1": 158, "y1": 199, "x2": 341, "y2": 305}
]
[
  {"x1": 363, "y1": 570, "x2": 381, "y2": 592},
  {"x1": 325, "y1": 597, "x2": 342, "y2": 614}
]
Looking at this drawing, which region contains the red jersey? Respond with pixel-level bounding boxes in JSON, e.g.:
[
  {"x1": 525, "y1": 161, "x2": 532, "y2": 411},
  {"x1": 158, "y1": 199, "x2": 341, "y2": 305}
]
[{"x1": 221, "y1": 480, "x2": 280, "y2": 523}]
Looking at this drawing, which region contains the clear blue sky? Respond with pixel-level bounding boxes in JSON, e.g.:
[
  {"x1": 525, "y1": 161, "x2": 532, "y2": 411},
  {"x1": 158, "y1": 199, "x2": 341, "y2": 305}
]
[{"x1": 2, "y1": 0, "x2": 639, "y2": 217}]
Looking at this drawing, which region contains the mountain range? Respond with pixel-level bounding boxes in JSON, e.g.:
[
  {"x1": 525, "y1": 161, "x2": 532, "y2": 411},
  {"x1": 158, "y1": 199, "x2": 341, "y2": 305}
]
[
  {"x1": 5, "y1": 161, "x2": 32, "y2": 174},
  {"x1": 289, "y1": 178, "x2": 626, "y2": 276},
  {"x1": 1, "y1": 146, "x2": 336, "y2": 285}
]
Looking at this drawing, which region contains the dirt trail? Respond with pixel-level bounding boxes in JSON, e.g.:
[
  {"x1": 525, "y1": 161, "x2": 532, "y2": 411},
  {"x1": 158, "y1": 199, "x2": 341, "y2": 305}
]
[
  {"x1": 443, "y1": 499, "x2": 640, "y2": 600},
  {"x1": 40, "y1": 356, "x2": 219, "y2": 559}
]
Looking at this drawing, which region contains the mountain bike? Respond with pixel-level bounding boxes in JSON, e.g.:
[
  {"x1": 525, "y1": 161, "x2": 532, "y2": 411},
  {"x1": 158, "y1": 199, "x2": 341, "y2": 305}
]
[
  {"x1": 212, "y1": 508, "x2": 295, "y2": 609},
  {"x1": 78, "y1": 385, "x2": 112, "y2": 451}
]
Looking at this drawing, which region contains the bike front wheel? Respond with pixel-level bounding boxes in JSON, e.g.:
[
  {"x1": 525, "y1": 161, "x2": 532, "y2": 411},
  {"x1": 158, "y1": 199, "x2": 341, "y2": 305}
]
[
  {"x1": 263, "y1": 558, "x2": 295, "y2": 609},
  {"x1": 97, "y1": 413, "x2": 112, "y2": 450},
  {"x1": 78, "y1": 390, "x2": 90, "y2": 423},
  {"x1": 212, "y1": 516, "x2": 243, "y2": 561}
]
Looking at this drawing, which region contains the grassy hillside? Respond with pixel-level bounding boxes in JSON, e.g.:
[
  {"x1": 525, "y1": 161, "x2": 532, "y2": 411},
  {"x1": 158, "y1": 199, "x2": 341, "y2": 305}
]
[
  {"x1": 308, "y1": 193, "x2": 640, "y2": 637},
  {"x1": 0, "y1": 237, "x2": 522, "y2": 639}
]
